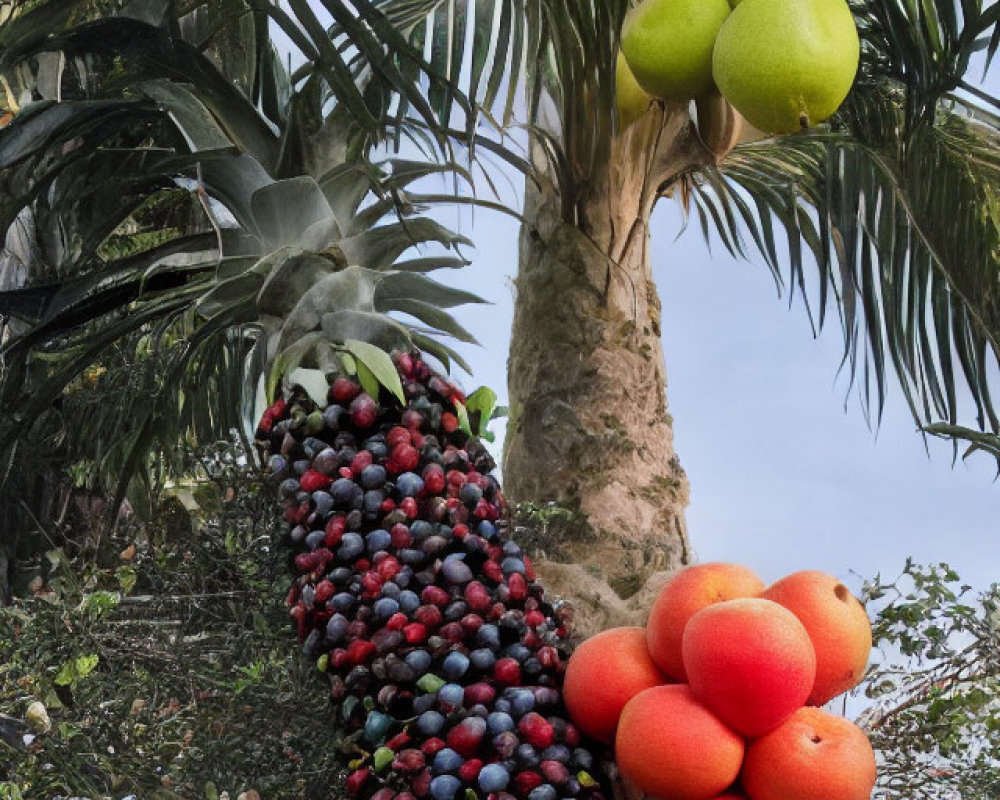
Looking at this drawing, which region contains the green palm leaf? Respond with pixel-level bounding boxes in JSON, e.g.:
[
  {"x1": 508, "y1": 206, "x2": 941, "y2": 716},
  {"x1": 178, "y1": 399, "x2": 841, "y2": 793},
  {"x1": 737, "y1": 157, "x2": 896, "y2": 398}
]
[{"x1": 686, "y1": 0, "x2": 1000, "y2": 462}]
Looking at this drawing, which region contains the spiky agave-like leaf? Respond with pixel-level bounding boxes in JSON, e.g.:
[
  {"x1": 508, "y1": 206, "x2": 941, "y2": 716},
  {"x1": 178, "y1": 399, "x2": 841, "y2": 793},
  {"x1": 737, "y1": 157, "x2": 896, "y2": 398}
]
[{"x1": 0, "y1": 3, "x2": 489, "y2": 509}]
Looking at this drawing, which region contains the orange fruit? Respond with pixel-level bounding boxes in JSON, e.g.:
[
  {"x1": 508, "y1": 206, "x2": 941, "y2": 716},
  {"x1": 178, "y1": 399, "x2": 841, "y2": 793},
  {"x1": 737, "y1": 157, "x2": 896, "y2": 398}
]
[
  {"x1": 761, "y1": 571, "x2": 872, "y2": 706},
  {"x1": 646, "y1": 563, "x2": 765, "y2": 681},
  {"x1": 683, "y1": 598, "x2": 816, "y2": 736},
  {"x1": 616, "y1": 684, "x2": 744, "y2": 800},
  {"x1": 741, "y1": 706, "x2": 877, "y2": 800},
  {"x1": 562, "y1": 627, "x2": 666, "y2": 744}
]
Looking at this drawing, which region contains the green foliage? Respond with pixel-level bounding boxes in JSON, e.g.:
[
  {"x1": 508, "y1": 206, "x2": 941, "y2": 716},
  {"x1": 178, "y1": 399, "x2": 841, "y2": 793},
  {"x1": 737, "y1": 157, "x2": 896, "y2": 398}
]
[
  {"x1": 0, "y1": 441, "x2": 350, "y2": 798},
  {"x1": 0, "y1": 1, "x2": 489, "y2": 518},
  {"x1": 859, "y1": 561, "x2": 1000, "y2": 798}
]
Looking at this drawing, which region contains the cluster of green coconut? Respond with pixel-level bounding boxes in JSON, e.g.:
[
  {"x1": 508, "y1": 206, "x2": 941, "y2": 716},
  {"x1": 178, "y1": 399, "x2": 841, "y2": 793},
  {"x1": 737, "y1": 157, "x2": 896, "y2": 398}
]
[{"x1": 617, "y1": 0, "x2": 860, "y2": 135}]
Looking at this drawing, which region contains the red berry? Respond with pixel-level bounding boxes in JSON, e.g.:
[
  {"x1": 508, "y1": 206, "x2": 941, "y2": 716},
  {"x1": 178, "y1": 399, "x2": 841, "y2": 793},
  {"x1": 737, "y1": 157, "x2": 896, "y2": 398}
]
[
  {"x1": 518, "y1": 713, "x2": 555, "y2": 750},
  {"x1": 483, "y1": 560, "x2": 504, "y2": 584},
  {"x1": 350, "y1": 393, "x2": 379, "y2": 428},
  {"x1": 386, "y1": 612, "x2": 408, "y2": 631},
  {"x1": 464, "y1": 682, "x2": 496, "y2": 706},
  {"x1": 421, "y1": 738, "x2": 446, "y2": 756},
  {"x1": 536, "y1": 646, "x2": 560, "y2": 669},
  {"x1": 494, "y1": 658, "x2": 521, "y2": 686},
  {"x1": 390, "y1": 523, "x2": 412, "y2": 549},
  {"x1": 422, "y1": 586, "x2": 450, "y2": 607},
  {"x1": 338, "y1": 466, "x2": 353, "y2": 480},
  {"x1": 541, "y1": 761, "x2": 570, "y2": 785},
  {"x1": 474, "y1": 498, "x2": 494, "y2": 519},
  {"x1": 400, "y1": 497, "x2": 419, "y2": 519},
  {"x1": 300, "y1": 470, "x2": 332, "y2": 492},
  {"x1": 361, "y1": 572, "x2": 383, "y2": 597},
  {"x1": 442, "y1": 412, "x2": 459, "y2": 433},
  {"x1": 461, "y1": 614, "x2": 484, "y2": 635},
  {"x1": 402, "y1": 409, "x2": 424, "y2": 430},
  {"x1": 387, "y1": 731, "x2": 412, "y2": 751},
  {"x1": 447, "y1": 717, "x2": 487, "y2": 756},
  {"x1": 330, "y1": 377, "x2": 361, "y2": 405},
  {"x1": 464, "y1": 581, "x2": 492, "y2": 612},
  {"x1": 422, "y1": 464, "x2": 446, "y2": 494},
  {"x1": 508, "y1": 573, "x2": 528, "y2": 602},
  {"x1": 395, "y1": 352, "x2": 415, "y2": 379},
  {"x1": 393, "y1": 748, "x2": 426, "y2": 772},
  {"x1": 414, "y1": 605, "x2": 443, "y2": 629},
  {"x1": 346, "y1": 638, "x2": 376, "y2": 665},
  {"x1": 439, "y1": 622, "x2": 465, "y2": 643},
  {"x1": 387, "y1": 426, "x2": 411, "y2": 449},
  {"x1": 267, "y1": 396, "x2": 287, "y2": 417},
  {"x1": 403, "y1": 623, "x2": 428, "y2": 644},
  {"x1": 330, "y1": 648, "x2": 348, "y2": 669},
  {"x1": 346, "y1": 768, "x2": 371, "y2": 796},
  {"x1": 379, "y1": 558, "x2": 402, "y2": 582},
  {"x1": 350, "y1": 449, "x2": 373, "y2": 475},
  {"x1": 391, "y1": 444, "x2": 420, "y2": 473},
  {"x1": 324, "y1": 515, "x2": 346, "y2": 546},
  {"x1": 563, "y1": 722, "x2": 581, "y2": 746},
  {"x1": 412, "y1": 768, "x2": 432, "y2": 799},
  {"x1": 514, "y1": 772, "x2": 544, "y2": 794},
  {"x1": 525, "y1": 610, "x2": 545, "y2": 628},
  {"x1": 458, "y1": 759, "x2": 484, "y2": 783},
  {"x1": 314, "y1": 580, "x2": 335, "y2": 605}
]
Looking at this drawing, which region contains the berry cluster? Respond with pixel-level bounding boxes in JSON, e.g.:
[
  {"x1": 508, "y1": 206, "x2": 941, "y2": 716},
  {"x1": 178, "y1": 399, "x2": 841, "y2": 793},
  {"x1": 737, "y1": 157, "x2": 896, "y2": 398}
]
[{"x1": 258, "y1": 354, "x2": 609, "y2": 800}]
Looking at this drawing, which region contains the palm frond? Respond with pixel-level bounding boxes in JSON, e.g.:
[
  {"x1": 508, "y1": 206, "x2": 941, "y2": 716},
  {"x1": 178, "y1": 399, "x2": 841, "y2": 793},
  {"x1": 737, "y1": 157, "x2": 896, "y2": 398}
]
[{"x1": 688, "y1": 0, "x2": 1000, "y2": 462}]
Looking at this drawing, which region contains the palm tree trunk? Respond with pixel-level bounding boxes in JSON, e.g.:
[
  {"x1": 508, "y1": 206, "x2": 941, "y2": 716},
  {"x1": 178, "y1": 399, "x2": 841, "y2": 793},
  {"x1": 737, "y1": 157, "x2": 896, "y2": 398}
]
[{"x1": 504, "y1": 112, "x2": 708, "y2": 636}]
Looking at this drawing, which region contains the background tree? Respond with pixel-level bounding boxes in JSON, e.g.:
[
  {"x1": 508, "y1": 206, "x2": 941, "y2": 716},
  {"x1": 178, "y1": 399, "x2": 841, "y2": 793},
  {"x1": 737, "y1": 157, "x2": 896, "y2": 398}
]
[
  {"x1": 0, "y1": 0, "x2": 495, "y2": 589},
  {"x1": 860, "y1": 560, "x2": 1000, "y2": 798}
]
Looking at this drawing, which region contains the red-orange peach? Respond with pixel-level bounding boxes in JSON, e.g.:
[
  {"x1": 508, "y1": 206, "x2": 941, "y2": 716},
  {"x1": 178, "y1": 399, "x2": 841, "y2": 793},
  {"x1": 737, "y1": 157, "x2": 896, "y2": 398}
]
[
  {"x1": 761, "y1": 571, "x2": 872, "y2": 706},
  {"x1": 741, "y1": 706, "x2": 877, "y2": 800},
  {"x1": 615, "y1": 684, "x2": 745, "y2": 800},
  {"x1": 646, "y1": 563, "x2": 766, "y2": 681},
  {"x1": 562, "y1": 627, "x2": 666, "y2": 744},
  {"x1": 683, "y1": 598, "x2": 816, "y2": 736}
]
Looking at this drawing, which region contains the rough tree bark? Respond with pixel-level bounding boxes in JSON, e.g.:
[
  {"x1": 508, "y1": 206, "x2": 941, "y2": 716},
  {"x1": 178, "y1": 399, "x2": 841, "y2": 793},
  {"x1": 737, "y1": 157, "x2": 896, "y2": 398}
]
[{"x1": 504, "y1": 106, "x2": 723, "y2": 637}]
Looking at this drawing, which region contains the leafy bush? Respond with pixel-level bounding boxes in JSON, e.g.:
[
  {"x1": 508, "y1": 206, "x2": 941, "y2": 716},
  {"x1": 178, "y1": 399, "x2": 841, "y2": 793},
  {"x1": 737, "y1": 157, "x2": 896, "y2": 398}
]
[
  {"x1": 860, "y1": 560, "x2": 1000, "y2": 799},
  {"x1": 0, "y1": 442, "x2": 348, "y2": 799}
]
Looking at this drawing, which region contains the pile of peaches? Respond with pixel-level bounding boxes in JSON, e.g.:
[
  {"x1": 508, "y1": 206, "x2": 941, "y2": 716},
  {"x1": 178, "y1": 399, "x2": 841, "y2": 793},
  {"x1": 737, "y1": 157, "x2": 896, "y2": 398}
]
[{"x1": 563, "y1": 565, "x2": 877, "y2": 800}]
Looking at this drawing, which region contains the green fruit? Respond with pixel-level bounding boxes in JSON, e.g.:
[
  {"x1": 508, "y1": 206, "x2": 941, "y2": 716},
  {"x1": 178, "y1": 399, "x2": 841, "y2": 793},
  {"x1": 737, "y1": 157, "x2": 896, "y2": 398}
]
[
  {"x1": 621, "y1": 0, "x2": 732, "y2": 101},
  {"x1": 616, "y1": 52, "x2": 652, "y2": 129},
  {"x1": 712, "y1": 0, "x2": 860, "y2": 134}
]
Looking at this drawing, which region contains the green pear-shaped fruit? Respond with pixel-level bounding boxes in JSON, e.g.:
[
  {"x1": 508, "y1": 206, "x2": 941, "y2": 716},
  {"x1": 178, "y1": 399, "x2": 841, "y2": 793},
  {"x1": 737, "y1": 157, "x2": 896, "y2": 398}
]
[
  {"x1": 621, "y1": 0, "x2": 733, "y2": 101},
  {"x1": 712, "y1": 0, "x2": 859, "y2": 134},
  {"x1": 616, "y1": 52, "x2": 653, "y2": 129}
]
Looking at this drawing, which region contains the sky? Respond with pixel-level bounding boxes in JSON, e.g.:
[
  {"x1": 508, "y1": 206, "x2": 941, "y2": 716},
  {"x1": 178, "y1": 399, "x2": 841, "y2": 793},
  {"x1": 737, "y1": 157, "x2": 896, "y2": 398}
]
[{"x1": 275, "y1": 6, "x2": 1000, "y2": 598}]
